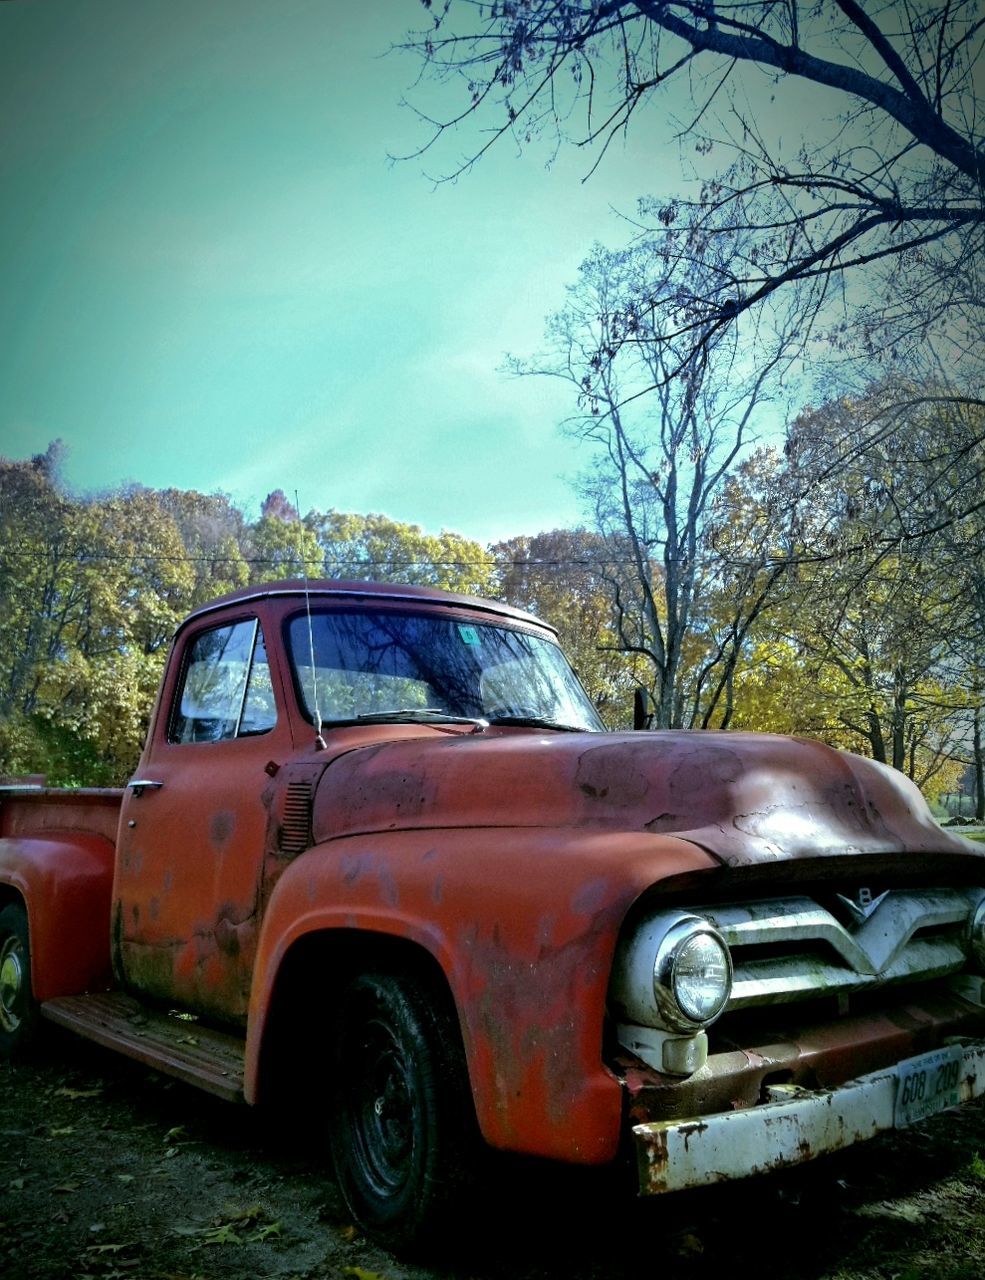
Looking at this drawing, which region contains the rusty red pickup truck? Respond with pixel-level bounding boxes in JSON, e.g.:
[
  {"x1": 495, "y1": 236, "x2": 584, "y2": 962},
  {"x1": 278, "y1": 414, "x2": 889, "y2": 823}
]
[{"x1": 2, "y1": 579, "x2": 985, "y2": 1248}]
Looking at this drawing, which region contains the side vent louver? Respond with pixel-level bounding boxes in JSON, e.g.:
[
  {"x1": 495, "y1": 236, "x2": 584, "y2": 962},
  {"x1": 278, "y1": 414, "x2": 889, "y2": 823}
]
[{"x1": 279, "y1": 782, "x2": 313, "y2": 855}]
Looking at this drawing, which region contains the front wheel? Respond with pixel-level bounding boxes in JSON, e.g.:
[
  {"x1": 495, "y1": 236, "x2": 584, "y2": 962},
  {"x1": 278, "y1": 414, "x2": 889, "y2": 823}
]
[
  {"x1": 0, "y1": 902, "x2": 39, "y2": 1057},
  {"x1": 328, "y1": 972, "x2": 477, "y2": 1253}
]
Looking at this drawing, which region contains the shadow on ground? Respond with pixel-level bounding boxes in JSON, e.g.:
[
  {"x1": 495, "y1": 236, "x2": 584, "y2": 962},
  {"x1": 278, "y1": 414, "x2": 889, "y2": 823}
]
[{"x1": 2, "y1": 1031, "x2": 985, "y2": 1280}]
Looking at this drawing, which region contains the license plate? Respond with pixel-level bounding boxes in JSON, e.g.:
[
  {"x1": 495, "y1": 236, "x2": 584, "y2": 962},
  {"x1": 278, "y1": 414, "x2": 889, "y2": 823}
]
[{"x1": 894, "y1": 1045, "x2": 964, "y2": 1128}]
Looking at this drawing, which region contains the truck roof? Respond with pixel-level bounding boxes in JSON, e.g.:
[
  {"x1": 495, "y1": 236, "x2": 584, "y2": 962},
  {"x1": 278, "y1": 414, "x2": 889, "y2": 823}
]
[{"x1": 180, "y1": 578, "x2": 555, "y2": 635}]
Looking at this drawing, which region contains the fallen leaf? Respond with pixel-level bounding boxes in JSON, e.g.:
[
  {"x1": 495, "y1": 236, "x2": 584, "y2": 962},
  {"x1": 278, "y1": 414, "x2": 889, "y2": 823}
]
[
  {"x1": 9, "y1": 1176, "x2": 26, "y2": 1190},
  {"x1": 115, "y1": 1173, "x2": 135, "y2": 1184},
  {"x1": 343, "y1": 1268, "x2": 391, "y2": 1280},
  {"x1": 172, "y1": 1202, "x2": 277, "y2": 1249},
  {"x1": 54, "y1": 1086, "x2": 103, "y2": 1100},
  {"x1": 201, "y1": 1223, "x2": 244, "y2": 1246},
  {"x1": 49, "y1": 1126, "x2": 75, "y2": 1137},
  {"x1": 53, "y1": 1182, "x2": 80, "y2": 1194},
  {"x1": 164, "y1": 1125, "x2": 187, "y2": 1141}
]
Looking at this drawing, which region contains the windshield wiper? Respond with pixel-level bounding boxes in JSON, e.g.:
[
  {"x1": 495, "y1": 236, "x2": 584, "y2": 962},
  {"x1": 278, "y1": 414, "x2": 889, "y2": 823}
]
[
  {"x1": 485, "y1": 714, "x2": 585, "y2": 732},
  {"x1": 324, "y1": 708, "x2": 488, "y2": 728}
]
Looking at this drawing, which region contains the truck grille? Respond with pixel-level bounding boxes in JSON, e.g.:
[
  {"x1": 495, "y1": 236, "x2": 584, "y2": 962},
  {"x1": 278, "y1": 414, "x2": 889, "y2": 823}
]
[{"x1": 700, "y1": 887, "x2": 984, "y2": 1011}]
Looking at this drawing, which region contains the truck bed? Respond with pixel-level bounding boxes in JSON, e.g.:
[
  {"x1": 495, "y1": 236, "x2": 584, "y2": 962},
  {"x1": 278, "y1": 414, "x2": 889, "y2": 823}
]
[{"x1": 0, "y1": 784, "x2": 122, "y2": 844}]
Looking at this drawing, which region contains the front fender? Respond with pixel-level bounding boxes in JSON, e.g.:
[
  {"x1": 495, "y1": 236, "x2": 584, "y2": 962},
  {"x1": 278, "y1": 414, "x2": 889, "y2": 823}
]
[
  {"x1": 0, "y1": 835, "x2": 115, "y2": 1000},
  {"x1": 246, "y1": 825, "x2": 716, "y2": 1164}
]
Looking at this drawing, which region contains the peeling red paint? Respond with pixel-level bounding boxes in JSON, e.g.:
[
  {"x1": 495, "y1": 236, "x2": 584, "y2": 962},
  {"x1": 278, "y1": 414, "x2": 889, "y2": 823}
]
[
  {"x1": 309, "y1": 727, "x2": 981, "y2": 868},
  {"x1": 248, "y1": 824, "x2": 716, "y2": 1161}
]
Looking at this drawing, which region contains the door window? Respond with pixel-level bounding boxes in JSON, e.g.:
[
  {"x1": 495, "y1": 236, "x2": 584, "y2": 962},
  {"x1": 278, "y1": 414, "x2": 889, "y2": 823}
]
[{"x1": 170, "y1": 619, "x2": 276, "y2": 743}]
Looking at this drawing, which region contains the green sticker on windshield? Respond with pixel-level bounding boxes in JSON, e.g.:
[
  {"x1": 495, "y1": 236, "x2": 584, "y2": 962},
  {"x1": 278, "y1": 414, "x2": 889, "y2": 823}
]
[{"x1": 457, "y1": 624, "x2": 480, "y2": 645}]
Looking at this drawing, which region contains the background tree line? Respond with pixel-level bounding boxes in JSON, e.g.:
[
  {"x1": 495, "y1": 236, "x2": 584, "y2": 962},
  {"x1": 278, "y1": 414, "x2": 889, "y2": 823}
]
[{"x1": 2, "y1": 401, "x2": 982, "y2": 816}]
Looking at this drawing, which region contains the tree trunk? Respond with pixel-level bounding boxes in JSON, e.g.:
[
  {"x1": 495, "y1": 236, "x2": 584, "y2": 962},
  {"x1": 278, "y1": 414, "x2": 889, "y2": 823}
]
[
  {"x1": 891, "y1": 665, "x2": 907, "y2": 773},
  {"x1": 866, "y1": 705, "x2": 888, "y2": 763}
]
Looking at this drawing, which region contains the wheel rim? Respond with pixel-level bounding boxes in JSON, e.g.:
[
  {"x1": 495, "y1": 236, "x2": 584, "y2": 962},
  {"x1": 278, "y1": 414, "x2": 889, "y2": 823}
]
[
  {"x1": 0, "y1": 934, "x2": 27, "y2": 1034},
  {"x1": 346, "y1": 1017, "x2": 416, "y2": 1199}
]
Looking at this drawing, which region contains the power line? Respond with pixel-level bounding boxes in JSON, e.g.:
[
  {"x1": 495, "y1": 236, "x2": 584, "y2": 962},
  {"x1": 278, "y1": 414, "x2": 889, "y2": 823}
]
[{"x1": 1, "y1": 545, "x2": 637, "y2": 570}]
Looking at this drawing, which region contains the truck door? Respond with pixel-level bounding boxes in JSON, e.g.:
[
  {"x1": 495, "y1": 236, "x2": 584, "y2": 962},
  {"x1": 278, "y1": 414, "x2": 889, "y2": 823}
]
[{"x1": 115, "y1": 613, "x2": 290, "y2": 1024}]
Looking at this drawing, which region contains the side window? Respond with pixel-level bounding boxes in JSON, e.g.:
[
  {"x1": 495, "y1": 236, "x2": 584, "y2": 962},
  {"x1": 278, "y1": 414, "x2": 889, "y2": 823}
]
[{"x1": 170, "y1": 619, "x2": 277, "y2": 743}]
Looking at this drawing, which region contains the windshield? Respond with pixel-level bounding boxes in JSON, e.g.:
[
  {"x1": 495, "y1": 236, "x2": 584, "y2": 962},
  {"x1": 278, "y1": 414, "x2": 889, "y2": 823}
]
[{"x1": 287, "y1": 608, "x2": 604, "y2": 732}]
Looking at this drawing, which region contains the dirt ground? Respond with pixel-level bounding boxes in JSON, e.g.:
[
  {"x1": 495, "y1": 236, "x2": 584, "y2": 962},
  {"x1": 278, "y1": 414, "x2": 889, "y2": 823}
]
[{"x1": 3, "y1": 1029, "x2": 985, "y2": 1280}]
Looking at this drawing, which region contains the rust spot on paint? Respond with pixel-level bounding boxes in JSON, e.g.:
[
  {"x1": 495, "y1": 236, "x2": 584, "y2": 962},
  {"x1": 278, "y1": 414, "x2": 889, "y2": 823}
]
[
  {"x1": 679, "y1": 1120, "x2": 708, "y2": 1151},
  {"x1": 214, "y1": 906, "x2": 255, "y2": 959},
  {"x1": 377, "y1": 863, "x2": 399, "y2": 908},
  {"x1": 575, "y1": 743, "x2": 651, "y2": 806},
  {"x1": 644, "y1": 812, "x2": 679, "y2": 832},
  {"x1": 571, "y1": 879, "x2": 609, "y2": 915},
  {"x1": 210, "y1": 811, "x2": 235, "y2": 846}
]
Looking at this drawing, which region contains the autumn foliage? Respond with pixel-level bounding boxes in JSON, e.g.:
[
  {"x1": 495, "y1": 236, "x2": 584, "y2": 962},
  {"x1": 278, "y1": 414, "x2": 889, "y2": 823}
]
[{"x1": 1, "y1": 419, "x2": 982, "y2": 813}]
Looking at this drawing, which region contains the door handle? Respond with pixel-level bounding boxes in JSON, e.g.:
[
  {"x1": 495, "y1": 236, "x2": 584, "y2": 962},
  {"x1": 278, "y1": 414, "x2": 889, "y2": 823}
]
[{"x1": 127, "y1": 778, "x2": 164, "y2": 796}]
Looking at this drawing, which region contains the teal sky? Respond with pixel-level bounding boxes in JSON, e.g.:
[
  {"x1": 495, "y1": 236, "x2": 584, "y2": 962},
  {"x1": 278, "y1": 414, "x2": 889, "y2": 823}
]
[{"x1": 0, "y1": 0, "x2": 690, "y2": 544}]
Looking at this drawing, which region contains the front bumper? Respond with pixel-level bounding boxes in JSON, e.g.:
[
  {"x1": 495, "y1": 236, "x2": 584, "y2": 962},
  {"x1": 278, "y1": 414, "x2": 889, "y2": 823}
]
[{"x1": 634, "y1": 1039, "x2": 985, "y2": 1193}]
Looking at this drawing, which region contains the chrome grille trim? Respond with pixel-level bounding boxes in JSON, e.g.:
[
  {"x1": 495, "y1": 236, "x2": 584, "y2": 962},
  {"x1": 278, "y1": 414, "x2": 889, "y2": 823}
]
[{"x1": 698, "y1": 888, "x2": 985, "y2": 1011}]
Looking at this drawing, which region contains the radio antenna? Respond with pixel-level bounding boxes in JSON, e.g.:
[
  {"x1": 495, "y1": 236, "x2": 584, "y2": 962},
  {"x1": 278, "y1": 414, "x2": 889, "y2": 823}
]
[{"x1": 295, "y1": 490, "x2": 325, "y2": 750}]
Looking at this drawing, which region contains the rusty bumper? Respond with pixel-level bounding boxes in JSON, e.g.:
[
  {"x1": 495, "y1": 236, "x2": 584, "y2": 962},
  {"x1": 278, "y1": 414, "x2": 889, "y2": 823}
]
[{"x1": 634, "y1": 1039, "x2": 985, "y2": 1193}]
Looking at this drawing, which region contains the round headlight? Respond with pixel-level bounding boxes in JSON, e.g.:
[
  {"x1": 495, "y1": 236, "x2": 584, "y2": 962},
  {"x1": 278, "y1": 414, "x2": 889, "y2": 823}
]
[
  {"x1": 654, "y1": 918, "x2": 732, "y2": 1031},
  {"x1": 672, "y1": 930, "x2": 732, "y2": 1023}
]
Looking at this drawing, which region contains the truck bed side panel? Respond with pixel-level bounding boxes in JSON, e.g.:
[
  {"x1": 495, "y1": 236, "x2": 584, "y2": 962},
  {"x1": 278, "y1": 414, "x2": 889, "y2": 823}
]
[
  {"x1": 0, "y1": 834, "x2": 115, "y2": 999},
  {"x1": 0, "y1": 788, "x2": 122, "y2": 843}
]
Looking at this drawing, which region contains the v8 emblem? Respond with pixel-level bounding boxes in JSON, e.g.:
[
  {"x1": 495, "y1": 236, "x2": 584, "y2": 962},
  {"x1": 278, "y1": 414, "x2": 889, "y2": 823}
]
[{"x1": 836, "y1": 886, "x2": 890, "y2": 923}]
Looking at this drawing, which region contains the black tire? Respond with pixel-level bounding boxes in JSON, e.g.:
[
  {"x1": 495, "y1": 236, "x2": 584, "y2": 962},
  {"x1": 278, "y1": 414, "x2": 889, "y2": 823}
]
[
  {"x1": 0, "y1": 902, "x2": 39, "y2": 1057},
  {"x1": 328, "y1": 971, "x2": 477, "y2": 1253}
]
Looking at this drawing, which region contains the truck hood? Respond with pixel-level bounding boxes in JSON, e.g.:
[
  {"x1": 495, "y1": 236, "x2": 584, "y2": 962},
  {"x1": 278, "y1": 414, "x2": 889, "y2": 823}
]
[{"x1": 311, "y1": 729, "x2": 982, "y2": 867}]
